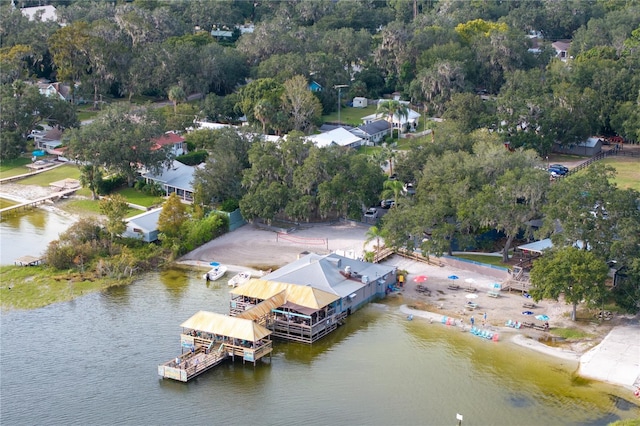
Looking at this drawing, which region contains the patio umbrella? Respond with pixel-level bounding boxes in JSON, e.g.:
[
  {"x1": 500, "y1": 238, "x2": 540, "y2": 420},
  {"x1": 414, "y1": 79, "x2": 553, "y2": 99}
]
[
  {"x1": 535, "y1": 315, "x2": 549, "y2": 321},
  {"x1": 465, "y1": 294, "x2": 478, "y2": 299},
  {"x1": 522, "y1": 311, "x2": 534, "y2": 315},
  {"x1": 448, "y1": 275, "x2": 459, "y2": 282},
  {"x1": 413, "y1": 275, "x2": 428, "y2": 283},
  {"x1": 465, "y1": 278, "x2": 476, "y2": 284}
]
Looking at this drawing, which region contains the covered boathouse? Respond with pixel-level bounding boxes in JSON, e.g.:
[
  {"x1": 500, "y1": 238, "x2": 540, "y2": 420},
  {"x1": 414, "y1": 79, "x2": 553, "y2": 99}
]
[{"x1": 158, "y1": 311, "x2": 273, "y2": 382}]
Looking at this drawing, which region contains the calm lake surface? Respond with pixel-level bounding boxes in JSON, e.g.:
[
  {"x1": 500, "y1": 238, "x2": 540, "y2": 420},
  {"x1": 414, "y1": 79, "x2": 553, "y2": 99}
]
[
  {"x1": 1, "y1": 209, "x2": 638, "y2": 425},
  {"x1": 1, "y1": 266, "x2": 638, "y2": 426},
  {"x1": 0, "y1": 207, "x2": 75, "y2": 265}
]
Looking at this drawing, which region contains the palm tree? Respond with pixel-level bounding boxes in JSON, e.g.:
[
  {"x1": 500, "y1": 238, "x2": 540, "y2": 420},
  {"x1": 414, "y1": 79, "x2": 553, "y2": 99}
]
[
  {"x1": 168, "y1": 85, "x2": 186, "y2": 114},
  {"x1": 377, "y1": 100, "x2": 409, "y2": 141},
  {"x1": 380, "y1": 142, "x2": 397, "y2": 176},
  {"x1": 364, "y1": 225, "x2": 386, "y2": 262},
  {"x1": 382, "y1": 179, "x2": 403, "y2": 207}
]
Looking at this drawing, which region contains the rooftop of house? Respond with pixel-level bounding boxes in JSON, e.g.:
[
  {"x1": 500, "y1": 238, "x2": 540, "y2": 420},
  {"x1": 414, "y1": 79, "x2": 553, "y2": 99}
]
[
  {"x1": 263, "y1": 252, "x2": 395, "y2": 299},
  {"x1": 152, "y1": 132, "x2": 185, "y2": 148}
]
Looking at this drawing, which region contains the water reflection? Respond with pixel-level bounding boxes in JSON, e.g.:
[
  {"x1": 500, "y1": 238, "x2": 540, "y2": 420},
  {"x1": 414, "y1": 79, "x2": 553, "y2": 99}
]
[
  {"x1": 1, "y1": 269, "x2": 638, "y2": 425},
  {"x1": 0, "y1": 208, "x2": 74, "y2": 265}
]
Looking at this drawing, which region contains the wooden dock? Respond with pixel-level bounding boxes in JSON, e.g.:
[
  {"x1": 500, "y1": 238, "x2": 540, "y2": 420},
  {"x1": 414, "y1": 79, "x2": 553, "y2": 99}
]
[
  {"x1": 14, "y1": 255, "x2": 44, "y2": 266},
  {"x1": 0, "y1": 187, "x2": 79, "y2": 217}
]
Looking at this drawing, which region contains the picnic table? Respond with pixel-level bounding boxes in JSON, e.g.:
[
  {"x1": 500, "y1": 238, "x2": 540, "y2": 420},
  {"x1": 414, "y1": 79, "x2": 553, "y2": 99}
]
[
  {"x1": 447, "y1": 284, "x2": 461, "y2": 290},
  {"x1": 522, "y1": 302, "x2": 536, "y2": 309}
]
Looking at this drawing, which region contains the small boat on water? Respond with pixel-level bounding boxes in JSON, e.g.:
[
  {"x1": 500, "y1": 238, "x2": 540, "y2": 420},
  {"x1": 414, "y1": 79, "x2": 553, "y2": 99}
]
[
  {"x1": 203, "y1": 262, "x2": 227, "y2": 281},
  {"x1": 228, "y1": 271, "x2": 252, "y2": 287}
]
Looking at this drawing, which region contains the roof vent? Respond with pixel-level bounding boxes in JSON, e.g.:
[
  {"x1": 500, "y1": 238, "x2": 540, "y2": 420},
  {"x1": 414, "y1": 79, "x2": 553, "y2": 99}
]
[{"x1": 361, "y1": 275, "x2": 369, "y2": 284}]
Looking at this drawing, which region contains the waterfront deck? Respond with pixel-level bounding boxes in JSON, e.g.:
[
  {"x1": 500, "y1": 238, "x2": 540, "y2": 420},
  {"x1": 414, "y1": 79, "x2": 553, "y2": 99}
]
[{"x1": 158, "y1": 311, "x2": 273, "y2": 382}]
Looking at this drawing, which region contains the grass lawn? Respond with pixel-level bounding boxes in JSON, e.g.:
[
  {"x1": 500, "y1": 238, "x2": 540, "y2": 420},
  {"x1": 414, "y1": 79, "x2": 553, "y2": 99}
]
[
  {"x1": 601, "y1": 157, "x2": 640, "y2": 191},
  {"x1": 322, "y1": 104, "x2": 378, "y2": 126},
  {"x1": 58, "y1": 199, "x2": 141, "y2": 218},
  {"x1": 454, "y1": 253, "x2": 508, "y2": 268},
  {"x1": 16, "y1": 164, "x2": 81, "y2": 186},
  {"x1": 0, "y1": 157, "x2": 32, "y2": 179},
  {"x1": 116, "y1": 187, "x2": 164, "y2": 208}
]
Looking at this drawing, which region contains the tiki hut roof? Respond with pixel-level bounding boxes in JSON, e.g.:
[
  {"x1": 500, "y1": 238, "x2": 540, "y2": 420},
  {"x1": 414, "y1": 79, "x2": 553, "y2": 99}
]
[
  {"x1": 230, "y1": 279, "x2": 339, "y2": 309},
  {"x1": 180, "y1": 311, "x2": 271, "y2": 341}
]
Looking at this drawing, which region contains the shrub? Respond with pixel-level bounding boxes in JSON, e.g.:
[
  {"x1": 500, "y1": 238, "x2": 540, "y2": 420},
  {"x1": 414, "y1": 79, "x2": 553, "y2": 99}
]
[
  {"x1": 45, "y1": 241, "x2": 77, "y2": 270},
  {"x1": 220, "y1": 198, "x2": 239, "y2": 212},
  {"x1": 181, "y1": 213, "x2": 229, "y2": 252},
  {"x1": 97, "y1": 174, "x2": 127, "y2": 195},
  {"x1": 176, "y1": 150, "x2": 208, "y2": 166}
]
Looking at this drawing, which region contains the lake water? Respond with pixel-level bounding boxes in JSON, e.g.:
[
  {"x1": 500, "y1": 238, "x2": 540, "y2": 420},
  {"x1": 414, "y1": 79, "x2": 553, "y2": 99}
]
[
  {"x1": 1, "y1": 266, "x2": 638, "y2": 426},
  {"x1": 0, "y1": 207, "x2": 75, "y2": 265}
]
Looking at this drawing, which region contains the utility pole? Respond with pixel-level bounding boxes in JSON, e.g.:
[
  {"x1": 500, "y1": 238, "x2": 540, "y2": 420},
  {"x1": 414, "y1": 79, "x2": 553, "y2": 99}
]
[{"x1": 333, "y1": 84, "x2": 349, "y2": 126}]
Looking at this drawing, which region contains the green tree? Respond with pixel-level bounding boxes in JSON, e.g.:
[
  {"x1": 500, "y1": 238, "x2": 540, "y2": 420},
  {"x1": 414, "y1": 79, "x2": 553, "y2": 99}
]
[
  {"x1": 99, "y1": 194, "x2": 129, "y2": 242},
  {"x1": 530, "y1": 247, "x2": 609, "y2": 321},
  {"x1": 0, "y1": 83, "x2": 78, "y2": 160},
  {"x1": 281, "y1": 74, "x2": 323, "y2": 133},
  {"x1": 194, "y1": 150, "x2": 246, "y2": 205},
  {"x1": 65, "y1": 104, "x2": 169, "y2": 187},
  {"x1": 462, "y1": 167, "x2": 549, "y2": 263},
  {"x1": 539, "y1": 163, "x2": 621, "y2": 261},
  {"x1": 158, "y1": 193, "x2": 188, "y2": 239}
]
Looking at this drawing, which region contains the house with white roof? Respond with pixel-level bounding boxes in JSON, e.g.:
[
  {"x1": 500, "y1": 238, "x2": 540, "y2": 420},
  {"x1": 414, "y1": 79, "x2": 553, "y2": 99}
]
[
  {"x1": 20, "y1": 4, "x2": 58, "y2": 22},
  {"x1": 306, "y1": 127, "x2": 363, "y2": 148},
  {"x1": 123, "y1": 208, "x2": 162, "y2": 242},
  {"x1": 361, "y1": 101, "x2": 421, "y2": 133},
  {"x1": 142, "y1": 160, "x2": 197, "y2": 201}
]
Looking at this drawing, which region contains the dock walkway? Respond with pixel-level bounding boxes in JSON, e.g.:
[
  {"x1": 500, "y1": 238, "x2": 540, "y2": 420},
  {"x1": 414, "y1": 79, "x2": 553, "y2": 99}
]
[{"x1": 0, "y1": 187, "x2": 79, "y2": 217}]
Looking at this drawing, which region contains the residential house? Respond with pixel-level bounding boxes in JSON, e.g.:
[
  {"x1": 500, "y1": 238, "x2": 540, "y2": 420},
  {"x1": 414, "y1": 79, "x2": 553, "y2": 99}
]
[
  {"x1": 37, "y1": 82, "x2": 71, "y2": 102},
  {"x1": 552, "y1": 40, "x2": 572, "y2": 62},
  {"x1": 20, "y1": 4, "x2": 58, "y2": 22},
  {"x1": 142, "y1": 160, "x2": 196, "y2": 201},
  {"x1": 306, "y1": 127, "x2": 363, "y2": 148},
  {"x1": 34, "y1": 127, "x2": 63, "y2": 153},
  {"x1": 123, "y1": 208, "x2": 162, "y2": 242},
  {"x1": 361, "y1": 101, "x2": 421, "y2": 133},
  {"x1": 350, "y1": 120, "x2": 390, "y2": 145},
  {"x1": 152, "y1": 131, "x2": 186, "y2": 157},
  {"x1": 308, "y1": 80, "x2": 323, "y2": 92}
]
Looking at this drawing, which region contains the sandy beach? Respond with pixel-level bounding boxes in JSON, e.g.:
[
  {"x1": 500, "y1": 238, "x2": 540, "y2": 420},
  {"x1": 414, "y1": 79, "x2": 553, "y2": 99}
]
[{"x1": 180, "y1": 221, "x2": 640, "y2": 392}]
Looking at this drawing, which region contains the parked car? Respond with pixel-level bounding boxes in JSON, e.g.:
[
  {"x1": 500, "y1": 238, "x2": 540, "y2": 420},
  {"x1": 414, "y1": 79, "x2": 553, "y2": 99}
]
[
  {"x1": 549, "y1": 164, "x2": 569, "y2": 174},
  {"x1": 548, "y1": 166, "x2": 567, "y2": 176},
  {"x1": 380, "y1": 199, "x2": 395, "y2": 209},
  {"x1": 364, "y1": 207, "x2": 378, "y2": 219},
  {"x1": 402, "y1": 183, "x2": 416, "y2": 196}
]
